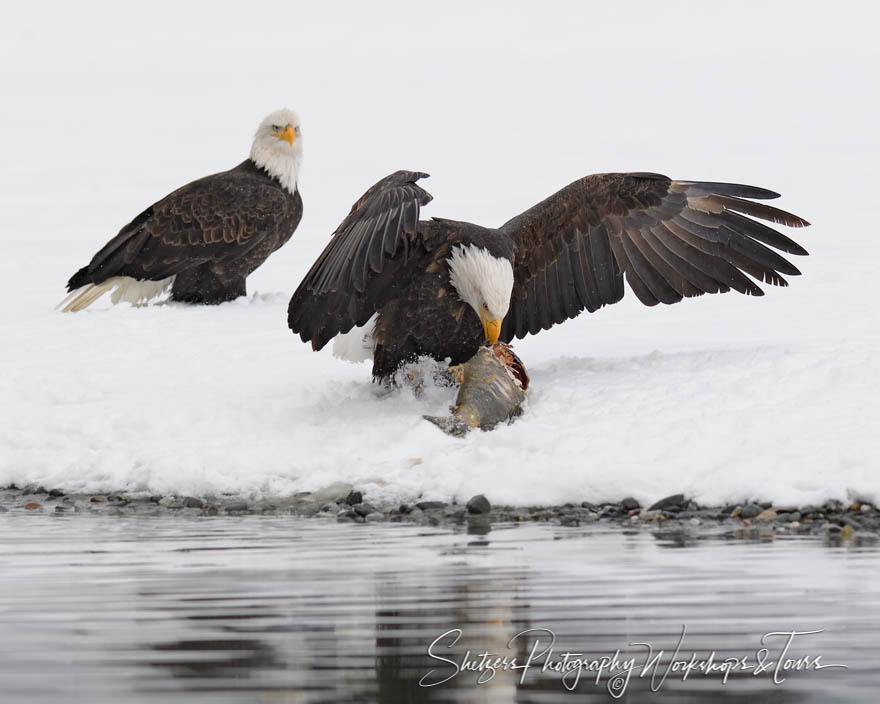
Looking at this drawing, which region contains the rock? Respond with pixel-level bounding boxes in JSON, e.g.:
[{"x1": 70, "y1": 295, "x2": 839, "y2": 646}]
[
  {"x1": 310, "y1": 482, "x2": 354, "y2": 505},
  {"x1": 48, "y1": 489, "x2": 65, "y2": 497},
  {"x1": 320, "y1": 502, "x2": 340, "y2": 513},
  {"x1": 24, "y1": 501, "x2": 41, "y2": 510},
  {"x1": 861, "y1": 503, "x2": 874, "y2": 513},
  {"x1": 225, "y1": 501, "x2": 248, "y2": 513},
  {"x1": 689, "y1": 517, "x2": 701, "y2": 526},
  {"x1": 581, "y1": 501, "x2": 598, "y2": 510},
  {"x1": 841, "y1": 516, "x2": 862, "y2": 530},
  {"x1": 90, "y1": 495, "x2": 108, "y2": 503},
  {"x1": 336, "y1": 513, "x2": 356, "y2": 523},
  {"x1": 416, "y1": 501, "x2": 447, "y2": 510},
  {"x1": 183, "y1": 497, "x2": 204, "y2": 509},
  {"x1": 621, "y1": 497, "x2": 640, "y2": 511},
  {"x1": 353, "y1": 502, "x2": 377, "y2": 517},
  {"x1": 840, "y1": 524, "x2": 855, "y2": 539},
  {"x1": 560, "y1": 516, "x2": 579, "y2": 527},
  {"x1": 365, "y1": 512, "x2": 384, "y2": 522},
  {"x1": 586, "y1": 511, "x2": 599, "y2": 520},
  {"x1": 466, "y1": 494, "x2": 491, "y2": 515},
  {"x1": 759, "y1": 501, "x2": 773, "y2": 509},
  {"x1": 730, "y1": 506, "x2": 743, "y2": 519},
  {"x1": 398, "y1": 503, "x2": 412, "y2": 514},
  {"x1": 640, "y1": 510, "x2": 666, "y2": 521},
  {"x1": 54, "y1": 506, "x2": 69, "y2": 513},
  {"x1": 789, "y1": 521, "x2": 801, "y2": 529},
  {"x1": 157, "y1": 496, "x2": 176, "y2": 507},
  {"x1": 201, "y1": 506, "x2": 219, "y2": 516},
  {"x1": 741, "y1": 503, "x2": 762, "y2": 519},
  {"x1": 345, "y1": 490, "x2": 363, "y2": 506},
  {"x1": 0, "y1": 506, "x2": 7, "y2": 513},
  {"x1": 778, "y1": 511, "x2": 801, "y2": 523},
  {"x1": 756, "y1": 508, "x2": 777, "y2": 521},
  {"x1": 648, "y1": 494, "x2": 685, "y2": 512}
]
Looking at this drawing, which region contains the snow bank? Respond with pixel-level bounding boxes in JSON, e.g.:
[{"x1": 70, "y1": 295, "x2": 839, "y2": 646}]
[{"x1": 1, "y1": 2, "x2": 877, "y2": 507}]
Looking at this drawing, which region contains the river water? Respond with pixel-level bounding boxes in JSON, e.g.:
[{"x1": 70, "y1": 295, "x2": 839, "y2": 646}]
[{"x1": 0, "y1": 516, "x2": 876, "y2": 703}]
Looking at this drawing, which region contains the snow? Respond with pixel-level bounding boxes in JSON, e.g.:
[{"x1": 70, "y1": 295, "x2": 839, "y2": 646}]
[{"x1": 1, "y1": 2, "x2": 878, "y2": 507}]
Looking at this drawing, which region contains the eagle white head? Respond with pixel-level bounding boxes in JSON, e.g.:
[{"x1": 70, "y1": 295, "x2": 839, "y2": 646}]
[
  {"x1": 447, "y1": 244, "x2": 514, "y2": 344},
  {"x1": 250, "y1": 107, "x2": 302, "y2": 194}
]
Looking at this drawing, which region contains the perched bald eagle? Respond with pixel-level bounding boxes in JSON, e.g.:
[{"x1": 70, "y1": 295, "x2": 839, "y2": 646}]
[
  {"x1": 288, "y1": 170, "x2": 809, "y2": 380},
  {"x1": 59, "y1": 108, "x2": 303, "y2": 312}
]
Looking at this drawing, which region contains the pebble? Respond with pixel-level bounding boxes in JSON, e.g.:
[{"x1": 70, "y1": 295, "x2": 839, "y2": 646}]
[
  {"x1": 416, "y1": 501, "x2": 447, "y2": 510},
  {"x1": 225, "y1": 501, "x2": 248, "y2": 513},
  {"x1": 730, "y1": 506, "x2": 743, "y2": 519},
  {"x1": 24, "y1": 501, "x2": 41, "y2": 510},
  {"x1": 621, "y1": 497, "x2": 640, "y2": 511},
  {"x1": 756, "y1": 508, "x2": 778, "y2": 522},
  {"x1": 183, "y1": 497, "x2": 204, "y2": 509},
  {"x1": 466, "y1": 494, "x2": 491, "y2": 515},
  {"x1": 648, "y1": 494, "x2": 685, "y2": 512},
  {"x1": 345, "y1": 490, "x2": 363, "y2": 506},
  {"x1": 157, "y1": 496, "x2": 176, "y2": 507},
  {"x1": 90, "y1": 495, "x2": 108, "y2": 503},
  {"x1": 353, "y1": 503, "x2": 377, "y2": 517},
  {"x1": 741, "y1": 503, "x2": 762, "y2": 519},
  {"x1": 365, "y1": 512, "x2": 384, "y2": 523}
]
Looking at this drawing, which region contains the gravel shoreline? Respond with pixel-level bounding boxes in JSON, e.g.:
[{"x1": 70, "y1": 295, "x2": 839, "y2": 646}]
[{"x1": 2, "y1": 483, "x2": 877, "y2": 541}]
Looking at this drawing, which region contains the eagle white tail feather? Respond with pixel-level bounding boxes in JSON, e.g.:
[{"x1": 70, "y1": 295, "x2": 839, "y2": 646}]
[
  {"x1": 57, "y1": 276, "x2": 175, "y2": 312},
  {"x1": 332, "y1": 314, "x2": 377, "y2": 362}
]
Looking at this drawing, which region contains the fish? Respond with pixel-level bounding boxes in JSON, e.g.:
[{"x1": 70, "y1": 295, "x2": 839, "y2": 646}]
[{"x1": 424, "y1": 344, "x2": 529, "y2": 436}]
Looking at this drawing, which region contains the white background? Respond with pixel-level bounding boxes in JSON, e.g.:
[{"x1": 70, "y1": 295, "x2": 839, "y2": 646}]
[{"x1": 1, "y1": 1, "x2": 877, "y2": 506}]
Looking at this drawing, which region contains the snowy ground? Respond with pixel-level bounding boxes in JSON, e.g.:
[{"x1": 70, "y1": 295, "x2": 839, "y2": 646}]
[{"x1": 1, "y1": 2, "x2": 877, "y2": 507}]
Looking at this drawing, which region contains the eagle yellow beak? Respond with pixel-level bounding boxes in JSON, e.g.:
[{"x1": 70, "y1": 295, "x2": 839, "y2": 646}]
[
  {"x1": 274, "y1": 124, "x2": 296, "y2": 146},
  {"x1": 480, "y1": 310, "x2": 502, "y2": 345}
]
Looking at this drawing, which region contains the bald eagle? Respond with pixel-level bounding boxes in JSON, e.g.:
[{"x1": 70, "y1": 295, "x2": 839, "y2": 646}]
[
  {"x1": 58, "y1": 108, "x2": 303, "y2": 312},
  {"x1": 288, "y1": 170, "x2": 809, "y2": 380}
]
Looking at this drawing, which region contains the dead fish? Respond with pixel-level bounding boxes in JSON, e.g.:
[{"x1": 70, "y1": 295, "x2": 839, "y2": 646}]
[{"x1": 424, "y1": 344, "x2": 528, "y2": 436}]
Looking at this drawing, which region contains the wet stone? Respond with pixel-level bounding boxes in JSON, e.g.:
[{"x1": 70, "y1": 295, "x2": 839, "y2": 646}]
[
  {"x1": 756, "y1": 508, "x2": 778, "y2": 522},
  {"x1": 741, "y1": 503, "x2": 762, "y2": 519},
  {"x1": 621, "y1": 497, "x2": 640, "y2": 511},
  {"x1": 48, "y1": 489, "x2": 65, "y2": 497},
  {"x1": 353, "y1": 503, "x2": 377, "y2": 517},
  {"x1": 466, "y1": 494, "x2": 491, "y2": 515},
  {"x1": 416, "y1": 501, "x2": 447, "y2": 510},
  {"x1": 345, "y1": 490, "x2": 363, "y2": 506},
  {"x1": 183, "y1": 497, "x2": 204, "y2": 509},
  {"x1": 225, "y1": 501, "x2": 248, "y2": 513},
  {"x1": 648, "y1": 494, "x2": 685, "y2": 512},
  {"x1": 24, "y1": 501, "x2": 41, "y2": 510},
  {"x1": 90, "y1": 495, "x2": 108, "y2": 503}
]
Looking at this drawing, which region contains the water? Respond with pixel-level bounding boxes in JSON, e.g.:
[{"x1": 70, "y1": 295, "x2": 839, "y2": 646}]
[{"x1": 0, "y1": 516, "x2": 877, "y2": 703}]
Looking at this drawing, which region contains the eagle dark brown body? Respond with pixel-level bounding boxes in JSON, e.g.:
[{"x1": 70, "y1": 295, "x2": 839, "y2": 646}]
[
  {"x1": 289, "y1": 170, "x2": 809, "y2": 381},
  {"x1": 65, "y1": 160, "x2": 302, "y2": 306}
]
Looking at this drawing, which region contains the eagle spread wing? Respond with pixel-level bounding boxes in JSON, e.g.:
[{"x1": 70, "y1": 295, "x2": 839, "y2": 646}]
[
  {"x1": 70, "y1": 165, "x2": 295, "y2": 288},
  {"x1": 288, "y1": 170, "x2": 434, "y2": 350},
  {"x1": 499, "y1": 172, "x2": 809, "y2": 342}
]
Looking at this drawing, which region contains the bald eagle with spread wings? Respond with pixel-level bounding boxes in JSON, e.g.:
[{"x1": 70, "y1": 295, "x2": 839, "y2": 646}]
[
  {"x1": 59, "y1": 108, "x2": 303, "y2": 311},
  {"x1": 288, "y1": 170, "x2": 808, "y2": 380}
]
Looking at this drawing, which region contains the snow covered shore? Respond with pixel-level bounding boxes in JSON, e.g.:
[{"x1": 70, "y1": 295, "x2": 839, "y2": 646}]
[{"x1": 1, "y1": 2, "x2": 877, "y2": 508}]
